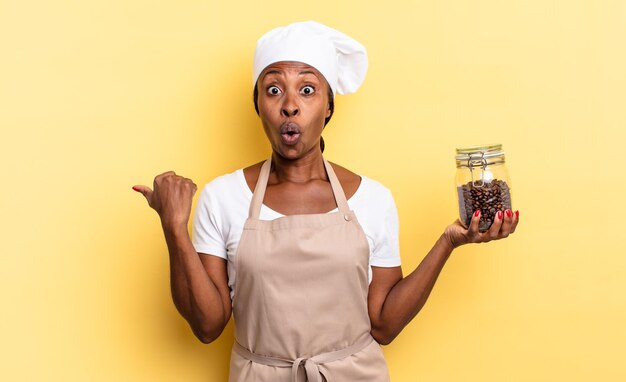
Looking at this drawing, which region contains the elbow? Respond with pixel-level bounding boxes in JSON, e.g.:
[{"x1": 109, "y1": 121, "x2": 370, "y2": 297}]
[
  {"x1": 196, "y1": 332, "x2": 218, "y2": 344},
  {"x1": 370, "y1": 327, "x2": 398, "y2": 346},
  {"x1": 191, "y1": 318, "x2": 228, "y2": 345},
  {"x1": 183, "y1": 306, "x2": 231, "y2": 345},
  {"x1": 193, "y1": 325, "x2": 223, "y2": 344}
]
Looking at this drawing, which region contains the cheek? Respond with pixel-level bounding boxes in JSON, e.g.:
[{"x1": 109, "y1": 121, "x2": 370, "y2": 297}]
[{"x1": 257, "y1": 97, "x2": 276, "y2": 119}]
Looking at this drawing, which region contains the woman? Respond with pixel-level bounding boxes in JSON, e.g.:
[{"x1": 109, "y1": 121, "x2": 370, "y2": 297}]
[{"x1": 133, "y1": 21, "x2": 519, "y2": 382}]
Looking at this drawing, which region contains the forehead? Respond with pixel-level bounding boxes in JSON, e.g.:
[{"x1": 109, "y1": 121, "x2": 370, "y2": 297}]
[{"x1": 260, "y1": 61, "x2": 323, "y2": 79}]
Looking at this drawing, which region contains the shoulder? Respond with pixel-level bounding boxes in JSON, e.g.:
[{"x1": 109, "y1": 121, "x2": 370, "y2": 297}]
[
  {"x1": 352, "y1": 175, "x2": 396, "y2": 215},
  {"x1": 195, "y1": 167, "x2": 251, "y2": 223},
  {"x1": 335, "y1": 167, "x2": 396, "y2": 217},
  {"x1": 328, "y1": 161, "x2": 363, "y2": 200},
  {"x1": 327, "y1": 161, "x2": 394, "y2": 202},
  {"x1": 202, "y1": 169, "x2": 240, "y2": 192},
  {"x1": 241, "y1": 160, "x2": 266, "y2": 194},
  {"x1": 358, "y1": 176, "x2": 394, "y2": 199},
  {"x1": 199, "y1": 167, "x2": 250, "y2": 203}
]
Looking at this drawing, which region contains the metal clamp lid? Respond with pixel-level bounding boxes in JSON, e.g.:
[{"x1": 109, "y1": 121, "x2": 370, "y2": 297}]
[
  {"x1": 455, "y1": 144, "x2": 506, "y2": 187},
  {"x1": 456, "y1": 144, "x2": 505, "y2": 164}
]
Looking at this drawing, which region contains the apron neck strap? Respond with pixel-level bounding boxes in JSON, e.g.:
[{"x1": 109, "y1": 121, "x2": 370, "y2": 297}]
[
  {"x1": 249, "y1": 159, "x2": 272, "y2": 219},
  {"x1": 323, "y1": 157, "x2": 351, "y2": 214},
  {"x1": 249, "y1": 156, "x2": 350, "y2": 219}
]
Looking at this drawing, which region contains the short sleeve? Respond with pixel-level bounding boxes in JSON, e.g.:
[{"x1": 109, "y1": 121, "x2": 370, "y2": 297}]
[
  {"x1": 191, "y1": 184, "x2": 228, "y2": 259},
  {"x1": 368, "y1": 188, "x2": 401, "y2": 268}
]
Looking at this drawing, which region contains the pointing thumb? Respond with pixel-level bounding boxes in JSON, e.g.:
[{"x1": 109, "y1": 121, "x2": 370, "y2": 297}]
[{"x1": 132, "y1": 185, "x2": 152, "y2": 199}]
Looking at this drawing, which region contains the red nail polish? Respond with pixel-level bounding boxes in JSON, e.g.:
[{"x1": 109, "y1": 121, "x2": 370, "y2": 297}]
[
  {"x1": 498, "y1": 211, "x2": 503, "y2": 219},
  {"x1": 132, "y1": 186, "x2": 140, "y2": 192},
  {"x1": 515, "y1": 210, "x2": 519, "y2": 218},
  {"x1": 474, "y1": 210, "x2": 480, "y2": 217},
  {"x1": 506, "y1": 210, "x2": 512, "y2": 218}
]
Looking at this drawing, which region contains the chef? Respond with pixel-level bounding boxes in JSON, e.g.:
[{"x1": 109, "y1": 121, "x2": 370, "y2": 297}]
[{"x1": 133, "y1": 20, "x2": 519, "y2": 381}]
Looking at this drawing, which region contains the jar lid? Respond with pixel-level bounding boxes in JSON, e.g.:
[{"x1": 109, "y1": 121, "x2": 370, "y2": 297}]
[
  {"x1": 455, "y1": 144, "x2": 505, "y2": 160},
  {"x1": 455, "y1": 144, "x2": 506, "y2": 168}
]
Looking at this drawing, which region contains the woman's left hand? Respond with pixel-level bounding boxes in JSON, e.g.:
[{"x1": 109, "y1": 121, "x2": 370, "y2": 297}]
[{"x1": 443, "y1": 209, "x2": 519, "y2": 249}]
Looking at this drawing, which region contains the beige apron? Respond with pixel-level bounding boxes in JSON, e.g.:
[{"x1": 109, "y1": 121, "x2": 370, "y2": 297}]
[{"x1": 228, "y1": 157, "x2": 390, "y2": 382}]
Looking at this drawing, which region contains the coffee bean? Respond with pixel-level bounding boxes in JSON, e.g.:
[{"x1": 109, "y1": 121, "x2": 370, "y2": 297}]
[{"x1": 457, "y1": 179, "x2": 512, "y2": 232}]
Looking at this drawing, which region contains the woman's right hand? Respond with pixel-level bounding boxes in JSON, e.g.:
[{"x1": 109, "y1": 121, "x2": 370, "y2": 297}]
[{"x1": 132, "y1": 171, "x2": 198, "y2": 231}]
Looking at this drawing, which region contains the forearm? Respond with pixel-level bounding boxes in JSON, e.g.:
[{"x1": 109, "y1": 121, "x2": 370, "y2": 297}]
[
  {"x1": 162, "y1": 223, "x2": 228, "y2": 342},
  {"x1": 375, "y1": 234, "x2": 454, "y2": 343}
]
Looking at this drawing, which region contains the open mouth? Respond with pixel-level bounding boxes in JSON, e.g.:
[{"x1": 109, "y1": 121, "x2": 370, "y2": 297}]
[{"x1": 280, "y1": 122, "x2": 301, "y2": 145}]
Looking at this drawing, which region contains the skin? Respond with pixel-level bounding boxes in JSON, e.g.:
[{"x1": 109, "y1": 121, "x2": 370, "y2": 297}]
[{"x1": 133, "y1": 61, "x2": 520, "y2": 345}]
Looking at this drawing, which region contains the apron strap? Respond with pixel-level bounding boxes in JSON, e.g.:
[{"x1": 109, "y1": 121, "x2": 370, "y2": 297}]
[
  {"x1": 248, "y1": 156, "x2": 351, "y2": 219},
  {"x1": 249, "y1": 158, "x2": 272, "y2": 219},
  {"x1": 322, "y1": 157, "x2": 350, "y2": 215},
  {"x1": 233, "y1": 335, "x2": 374, "y2": 382}
]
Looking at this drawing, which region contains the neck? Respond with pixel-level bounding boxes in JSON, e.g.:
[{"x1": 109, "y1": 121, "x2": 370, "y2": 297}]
[{"x1": 271, "y1": 149, "x2": 326, "y2": 184}]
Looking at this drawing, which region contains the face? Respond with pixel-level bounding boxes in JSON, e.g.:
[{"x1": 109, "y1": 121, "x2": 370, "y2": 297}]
[{"x1": 256, "y1": 61, "x2": 332, "y2": 160}]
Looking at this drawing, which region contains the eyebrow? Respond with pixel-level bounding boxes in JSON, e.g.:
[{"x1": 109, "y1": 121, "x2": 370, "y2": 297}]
[{"x1": 263, "y1": 70, "x2": 319, "y2": 77}]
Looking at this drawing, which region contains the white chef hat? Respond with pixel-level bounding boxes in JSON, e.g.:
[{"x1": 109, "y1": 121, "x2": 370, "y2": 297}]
[{"x1": 252, "y1": 21, "x2": 368, "y2": 96}]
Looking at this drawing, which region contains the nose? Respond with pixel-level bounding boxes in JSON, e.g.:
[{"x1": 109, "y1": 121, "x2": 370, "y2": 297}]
[{"x1": 281, "y1": 93, "x2": 299, "y2": 117}]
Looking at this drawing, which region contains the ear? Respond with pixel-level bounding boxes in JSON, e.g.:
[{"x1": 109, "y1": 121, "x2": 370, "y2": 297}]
[{"x1": 326, "y1": 102, "x2": 331, "y2": 118}]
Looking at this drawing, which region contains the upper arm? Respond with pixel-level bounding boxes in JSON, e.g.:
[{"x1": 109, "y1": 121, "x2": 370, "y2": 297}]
[
  {"x1": 192, "y1": 180, "x2": 232, "y2": 321},
  {"x1": 368, "y1": 266, "x2": 402, "y2": 329},
  {"x1": 198, "y1": 253, "x2": 232, "y2": 322}
]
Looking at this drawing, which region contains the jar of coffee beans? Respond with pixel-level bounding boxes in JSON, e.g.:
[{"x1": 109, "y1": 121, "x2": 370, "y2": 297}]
[{"x1": 455, "y1": 144, "x2": 512, "y2": 232}]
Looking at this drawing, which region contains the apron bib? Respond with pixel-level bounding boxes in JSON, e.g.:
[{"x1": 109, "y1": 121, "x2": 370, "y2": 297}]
[{"x1": 229, "y1": 157, "x2": 390, "y2": 382}]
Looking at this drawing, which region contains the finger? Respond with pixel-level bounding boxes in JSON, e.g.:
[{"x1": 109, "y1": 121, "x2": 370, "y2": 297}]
[
  {"x1": 159, "y1": 170, "x2": 177, "y2": 177},
  {"x1": 155, "y1": 171, "x2": 177, "y2": 182},
  {"x1": 181, "y1": 177, "x2": 198, "y2": 192},
  {"x1": 510, "y1": 210, "x2": 520, "y2": 234},
  {"x1": 467, "y1": 210, "x2": 481, "y2": 238},
  {"x1": 487, "y1": 210, "x2": 504, "y2": 241},
  {"x1": 132, "y1": 185, "x2": 153, "y2": 200},
  {"x1": 499, "y1": 209, "x2": 514, "y2": 237},
  {"x1": 153, "y1": 171, "x2": 177, "y2": 190}
]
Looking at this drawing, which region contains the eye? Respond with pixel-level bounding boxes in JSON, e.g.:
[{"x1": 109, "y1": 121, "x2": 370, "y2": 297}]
[
  {"x1": 267, "y1": 86, "x2": 282, "y2": 95},
  {"x1": 301, "y1": 85, "x2": 315, "y2": 95}
]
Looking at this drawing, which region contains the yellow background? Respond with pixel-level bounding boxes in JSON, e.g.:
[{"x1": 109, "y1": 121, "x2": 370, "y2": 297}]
[{"x1": 2, "y1": 0, "x2": 625, "y2": 381}]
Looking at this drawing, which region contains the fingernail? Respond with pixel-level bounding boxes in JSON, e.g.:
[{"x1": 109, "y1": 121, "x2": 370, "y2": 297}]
[
  {"x1": 497, "y1": 211, "x2": 503, "y2": 219},
  {"x1": 132, "y1": 186, "x2": 140, "y2": 192},
  {"x1": 474, "y1": 210, "x2": 480, "y2": 217},
  {"x1": 506, "y1": 210, "x2": 512, "y2": 218},
  {"x1": 515, "y1": 210, "x2": 519, "y2": 218}
]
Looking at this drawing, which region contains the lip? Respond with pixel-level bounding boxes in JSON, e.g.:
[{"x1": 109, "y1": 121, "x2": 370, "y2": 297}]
[{"x1": 279, "y1": 122, "x2": 301, "y2": 146}]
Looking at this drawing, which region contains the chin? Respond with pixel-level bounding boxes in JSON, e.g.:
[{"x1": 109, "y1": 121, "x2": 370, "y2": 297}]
[
  {"x1": 273, "y1": 149, "x2": 301, "y2": 161},
  {"x1": 272, "y1": 144, "x2": 318, "y2": 161}
]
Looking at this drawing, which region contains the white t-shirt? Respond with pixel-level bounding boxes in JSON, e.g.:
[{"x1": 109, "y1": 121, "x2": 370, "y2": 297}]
[{"x1": 191, "y1": 168, "x2": 401, "y2": 301}]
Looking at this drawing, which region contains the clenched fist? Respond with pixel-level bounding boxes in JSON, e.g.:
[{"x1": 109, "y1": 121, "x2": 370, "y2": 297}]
[{"x1": 133, "y1": 171, "x2": 198, "y2": 230}]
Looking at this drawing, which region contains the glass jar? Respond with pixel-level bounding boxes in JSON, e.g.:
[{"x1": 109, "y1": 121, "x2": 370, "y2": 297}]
[{"x1": 455, "y1": 144, "x2": 512, "y2": 232}]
